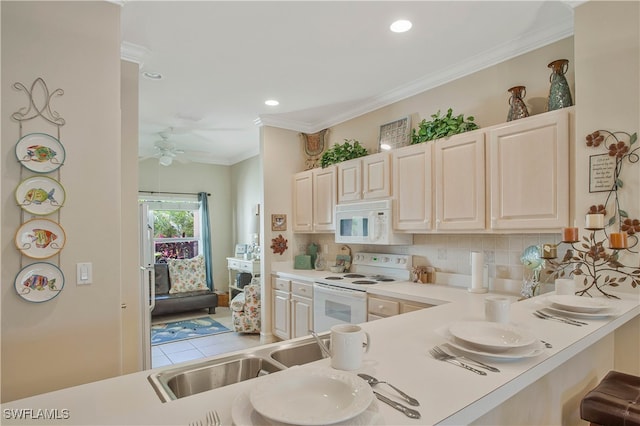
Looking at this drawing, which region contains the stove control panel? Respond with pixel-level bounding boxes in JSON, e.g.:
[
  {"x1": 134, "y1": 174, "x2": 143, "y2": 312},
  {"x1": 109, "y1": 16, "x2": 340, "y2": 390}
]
[{"x1": 352, "y1": 252, "x2": 412, "y2": 269}]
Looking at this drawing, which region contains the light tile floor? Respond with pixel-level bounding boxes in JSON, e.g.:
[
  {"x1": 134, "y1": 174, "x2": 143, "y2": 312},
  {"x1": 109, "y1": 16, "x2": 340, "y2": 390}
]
[{"x1": 151, "y1": 307, "x2": 275, "y2": 368}]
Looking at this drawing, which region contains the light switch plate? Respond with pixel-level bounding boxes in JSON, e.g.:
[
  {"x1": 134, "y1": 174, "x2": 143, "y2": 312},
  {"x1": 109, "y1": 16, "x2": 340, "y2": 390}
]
[{"x1": 77, "y1": 262, "x2": 92, "y2": 285}]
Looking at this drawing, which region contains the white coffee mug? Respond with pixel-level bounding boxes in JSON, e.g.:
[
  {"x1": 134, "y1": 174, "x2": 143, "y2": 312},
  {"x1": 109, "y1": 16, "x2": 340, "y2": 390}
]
[
  {"x1": 555, "y1": 278, "x2": 576, "y2": 295},
  {"x1": 485, "y1": 296, "x2": 510, "y2": 323},
  {"x1": 330, "y1": 324, "x2": 370, "y2": 371}
]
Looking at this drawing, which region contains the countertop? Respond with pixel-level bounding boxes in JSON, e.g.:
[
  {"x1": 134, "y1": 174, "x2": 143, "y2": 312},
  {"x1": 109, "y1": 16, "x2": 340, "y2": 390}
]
[{"x1": 2, "y1": 269, "x2": 638, "y2": 425}]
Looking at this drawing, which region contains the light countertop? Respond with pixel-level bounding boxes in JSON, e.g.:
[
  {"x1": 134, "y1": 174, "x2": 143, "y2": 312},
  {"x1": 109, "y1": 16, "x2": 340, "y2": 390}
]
[{"x1": 2, "y1": 268, "x2": 638, "y2": 425}]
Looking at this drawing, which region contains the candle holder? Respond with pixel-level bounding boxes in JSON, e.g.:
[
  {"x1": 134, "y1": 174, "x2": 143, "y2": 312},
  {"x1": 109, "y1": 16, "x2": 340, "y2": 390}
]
[{"x1": 545, "y1": 129, "x2": 639, "y2": 298}]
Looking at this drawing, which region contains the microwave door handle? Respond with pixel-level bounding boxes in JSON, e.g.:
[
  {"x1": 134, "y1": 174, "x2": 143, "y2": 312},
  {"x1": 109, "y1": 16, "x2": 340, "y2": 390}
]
[{"x1": 369, "y1": 211, "x2": 381, "y2": 242}]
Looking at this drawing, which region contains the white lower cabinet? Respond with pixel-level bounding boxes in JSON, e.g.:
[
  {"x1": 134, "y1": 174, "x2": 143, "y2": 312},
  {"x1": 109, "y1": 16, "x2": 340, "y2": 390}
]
[
  {"x1": 272, "y1": 276, "x2": 313, "y2": 340},
  {"x1": 367, "y1": 294, "x2": 434, "y2": 321}
]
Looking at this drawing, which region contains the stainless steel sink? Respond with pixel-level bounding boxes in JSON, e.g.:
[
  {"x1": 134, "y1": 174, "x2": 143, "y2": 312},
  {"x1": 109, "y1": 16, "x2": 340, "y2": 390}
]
[
  {"x1": 148, "y1": 353, "x2": 284, "y2": 402},
  {"x1": 148, "y1": 333, "x2": 331, "y2": 402},
  {"x1": 269, "y1": 338, "x2": 330, "y2": 367}
]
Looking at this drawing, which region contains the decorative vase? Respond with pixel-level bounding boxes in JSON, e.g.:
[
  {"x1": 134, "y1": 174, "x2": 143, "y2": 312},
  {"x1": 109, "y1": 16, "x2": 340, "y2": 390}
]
[
  {"x1": 507, "y1": 85, "x2": 529, "y2": 121},
  {"x1": 547, "y1": 59, "x2": 573, "y2": 111}
]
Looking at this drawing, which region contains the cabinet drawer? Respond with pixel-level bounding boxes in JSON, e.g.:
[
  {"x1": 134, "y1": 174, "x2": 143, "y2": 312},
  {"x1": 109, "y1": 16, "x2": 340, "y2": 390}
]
[
  {"x1": 401, "y1": 302, "x2": 432, "y2": 314},
  {"x1": 292, "y1": 281, "x2": 313, "y2": 298},
  {"x1": 274, "y1": 278, "x2": 291, "y2": 292},
  {"x1": 368, "y1": 296, "x2": 400, "y2": 317},
  {"x1": 228, "y1": 259, "x2": 240, "y2": 269}
]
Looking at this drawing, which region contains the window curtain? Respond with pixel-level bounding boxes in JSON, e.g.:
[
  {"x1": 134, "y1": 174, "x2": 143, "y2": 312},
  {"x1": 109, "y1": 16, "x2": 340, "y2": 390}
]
[{"x1": 199, "y1": 192, "x2": 214, "y2": 290}]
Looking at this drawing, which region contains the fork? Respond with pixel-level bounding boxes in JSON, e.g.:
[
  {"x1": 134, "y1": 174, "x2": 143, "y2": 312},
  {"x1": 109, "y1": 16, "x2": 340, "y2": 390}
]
[
  {"x1": 537, "y1": 309, "x2": 589, "y2": 325},
  {"x1": 189, "y1": 421, "x2": 203, "y2": 426},
  {"x1": 432, "y1": 345, "x2": 500, "y2": 372},
  {"x1": 206, "y1": 410, "x2": 221, "y2": 426},
  {"x1": 533, "y1": 310, "x2": 583, "y2": 326},
  {"x1": 429, "y1": 347, "x2": 487, "y2": 375}
]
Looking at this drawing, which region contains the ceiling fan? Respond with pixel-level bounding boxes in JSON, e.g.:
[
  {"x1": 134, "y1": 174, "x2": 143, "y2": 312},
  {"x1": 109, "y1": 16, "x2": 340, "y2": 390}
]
[{"x1": 153, "y1": 132, "x2": 185, "y2": 166}]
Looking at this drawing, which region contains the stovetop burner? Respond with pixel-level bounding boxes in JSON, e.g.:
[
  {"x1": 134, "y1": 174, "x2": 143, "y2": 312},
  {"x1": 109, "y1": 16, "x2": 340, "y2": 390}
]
[
  {"x1": 324, "y1": 276, "x2": 343, "y2": 280},
  {"x1": 352, "y1": 280, "x2": 377, "y2": 285},
  {"x1": 344, "y1": 274, "x2": 365, "y2": 278}
]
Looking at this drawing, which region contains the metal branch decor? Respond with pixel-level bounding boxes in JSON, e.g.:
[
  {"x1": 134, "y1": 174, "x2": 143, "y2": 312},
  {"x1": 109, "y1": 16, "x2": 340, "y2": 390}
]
[{"x1": 545, "y1": 130, "x2": 640, "y2": 298}]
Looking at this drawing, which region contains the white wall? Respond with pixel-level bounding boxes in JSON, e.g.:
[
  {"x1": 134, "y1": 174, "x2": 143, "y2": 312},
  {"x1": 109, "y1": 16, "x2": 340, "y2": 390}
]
[
  {"x1": 230, "y1": 156, "x2": 262, "y2": 248},
  {"x1": 138, "y1": 159, "x2": 232, "y2": 295},
  {"x1": 1, "y1": 2, "x2": 125, "y2": 401}
]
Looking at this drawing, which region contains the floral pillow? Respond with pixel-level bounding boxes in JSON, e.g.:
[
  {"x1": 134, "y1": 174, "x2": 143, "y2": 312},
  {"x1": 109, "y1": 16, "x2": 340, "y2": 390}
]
[{"x1": 168, "y1": 255, "x2": 208, "y2": 294}]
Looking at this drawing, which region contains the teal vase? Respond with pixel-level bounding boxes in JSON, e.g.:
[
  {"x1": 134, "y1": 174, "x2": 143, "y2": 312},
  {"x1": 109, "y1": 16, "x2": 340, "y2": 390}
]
[{"x1": 547, "y1": 59, "x2": 573, "y2": 111}]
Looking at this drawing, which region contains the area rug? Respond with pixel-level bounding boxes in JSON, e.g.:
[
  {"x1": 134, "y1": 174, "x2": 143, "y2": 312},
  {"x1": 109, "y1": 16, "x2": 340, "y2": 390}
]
[{"x1": 151, "y1": 316, "x2": 231, "y2": 345}]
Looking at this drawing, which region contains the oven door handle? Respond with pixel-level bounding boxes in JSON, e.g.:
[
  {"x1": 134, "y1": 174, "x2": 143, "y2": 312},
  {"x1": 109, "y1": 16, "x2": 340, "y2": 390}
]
[{"x1": 313, "y1": 282, "x2": 367, "y2": 298}]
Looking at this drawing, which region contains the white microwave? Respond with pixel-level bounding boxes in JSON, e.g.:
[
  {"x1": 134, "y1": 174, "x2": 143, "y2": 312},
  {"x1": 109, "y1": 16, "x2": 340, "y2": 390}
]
[{"x1": 335, "y1": 199, "x2": 412, "y2": 245}]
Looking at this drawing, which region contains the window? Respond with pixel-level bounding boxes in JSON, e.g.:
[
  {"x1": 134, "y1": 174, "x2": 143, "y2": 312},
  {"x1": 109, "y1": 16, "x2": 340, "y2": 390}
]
[{"x1": 139, "y1": 195, "x2": 202, "y2": 263}]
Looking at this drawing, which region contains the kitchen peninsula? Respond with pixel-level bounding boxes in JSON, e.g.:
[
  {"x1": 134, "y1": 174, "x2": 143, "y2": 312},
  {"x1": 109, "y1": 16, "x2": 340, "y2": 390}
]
[{"x1": 2, "y1": 275, "x2": 638, "y2": 425}]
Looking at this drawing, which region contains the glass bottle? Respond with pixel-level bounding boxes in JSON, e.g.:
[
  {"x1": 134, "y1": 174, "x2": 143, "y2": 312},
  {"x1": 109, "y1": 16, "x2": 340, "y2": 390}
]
[
  {"x1": 506, "y1": 85, "x2": 529, "y2": 121},
  {"x1": 547, "y1": 59, "x2": 573, "y2": 111}
]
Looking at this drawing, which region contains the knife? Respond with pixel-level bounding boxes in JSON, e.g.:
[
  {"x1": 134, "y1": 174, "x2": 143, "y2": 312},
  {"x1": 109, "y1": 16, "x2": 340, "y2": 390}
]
[{"x1": 373, "y1": 390, "x2": 421, "y2": 419}]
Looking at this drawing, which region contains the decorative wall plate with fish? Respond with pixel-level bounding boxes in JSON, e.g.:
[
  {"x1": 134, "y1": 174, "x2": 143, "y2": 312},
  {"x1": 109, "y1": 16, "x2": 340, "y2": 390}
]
[
  {"x1": 15, "y1": 218, "x2": 66, "y2": 259},
  {"x1": 14, "y1": 262, "x2": 64, "y2": 303},
  {"x1": 15, "y1": 176, "x2": 66, "y2": 215},
  {"x1": 15, "y1": 133, "x2": 66, "y2": 173}
]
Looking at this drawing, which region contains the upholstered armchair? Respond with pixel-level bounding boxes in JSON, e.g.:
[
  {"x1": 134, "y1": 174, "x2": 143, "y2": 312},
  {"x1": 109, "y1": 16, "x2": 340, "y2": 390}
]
[{"x1": 230, "y1": 281, "x2": 261, "y2": 333}]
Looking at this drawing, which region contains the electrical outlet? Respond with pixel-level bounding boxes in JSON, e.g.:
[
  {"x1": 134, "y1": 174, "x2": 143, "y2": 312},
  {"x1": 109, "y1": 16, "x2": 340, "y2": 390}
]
[{"x1": 77, "y1": 262, "x2": 93, "y2": 285}]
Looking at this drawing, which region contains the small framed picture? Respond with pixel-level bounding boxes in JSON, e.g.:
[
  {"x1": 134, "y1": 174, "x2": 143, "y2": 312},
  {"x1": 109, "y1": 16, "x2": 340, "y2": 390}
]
[
  {"x1": 589, "y1": 154, "x2": 616, "y2": 193},
  {"x1": 271, "y1": 214, "x2": 287, "y2": 231}
]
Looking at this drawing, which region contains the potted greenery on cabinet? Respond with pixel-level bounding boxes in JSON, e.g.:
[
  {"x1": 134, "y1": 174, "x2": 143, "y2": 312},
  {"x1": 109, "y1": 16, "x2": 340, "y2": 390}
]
[
  {"x1": 411, "y1": 108, "x2": 479, "y2": 144},
  {"x1": 320, "y1": 139, "x2": 368, "y2": 168}
]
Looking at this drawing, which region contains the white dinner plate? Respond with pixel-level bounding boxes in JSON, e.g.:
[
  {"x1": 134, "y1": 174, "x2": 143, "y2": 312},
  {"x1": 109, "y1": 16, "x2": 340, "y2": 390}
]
[
  {"x1": 547, "y1": 295, "x2": 610, "y2": 313},
  {"x1": 543, "y1": 305, "x2": 619, "y2": 319},
  {"x1": 445, "y1": 339, "x2": 545, "y2": 361},
  {"x1": 233, "y1": 388, "x2": 382, "y2": 426},
  {"x1": 249, "y1": 367, "x2": 374, "y2": 426},
  {"x1": 448, "y1": 321, "x2": 536, "y2": 353}
]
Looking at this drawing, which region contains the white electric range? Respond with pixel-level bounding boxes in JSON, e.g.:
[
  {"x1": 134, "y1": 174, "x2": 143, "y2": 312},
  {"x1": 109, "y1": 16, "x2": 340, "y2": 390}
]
[{"x1": 313, "y1": 253, "x2": 412, "y2": 332}]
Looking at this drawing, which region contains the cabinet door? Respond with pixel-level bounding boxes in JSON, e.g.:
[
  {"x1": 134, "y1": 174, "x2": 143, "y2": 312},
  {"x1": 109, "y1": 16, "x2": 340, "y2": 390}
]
[
  {"x1": 392, "y1": 143, "x2": 433, "y2": 231},
  {"x1": 293, "y1": 170, "x2": 313, "y2": 232},
  {"x1": 292, "y1": 295, "x2": 313, "y2": 338},
  {"x1": 313, "y1": 166, "x2": 337, "y2": 231},
  {"x1": 435, "y1": 130, "x2": 486, "y2": 231},
  {"x1": 272, "y1": 289, "x2": 291, "y2": 340},
  {"x1": 488, "y1": 109, "x2": 569, "y2": 230},
  {"x1": 337, "y1": 158, "x2": 362, "y2": 203},
  {"x1": 362, "y1": 152, "x2": 391, "y2": 200}
]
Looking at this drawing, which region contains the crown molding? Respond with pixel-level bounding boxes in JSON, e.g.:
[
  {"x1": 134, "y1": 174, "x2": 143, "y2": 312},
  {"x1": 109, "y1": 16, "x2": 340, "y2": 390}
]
[
  {"x1": 121, "y1": 42, "x2": 151, "y2": 67},
  {"x1": 257, "y1": 18, "x2": 574, "y2": 134}
]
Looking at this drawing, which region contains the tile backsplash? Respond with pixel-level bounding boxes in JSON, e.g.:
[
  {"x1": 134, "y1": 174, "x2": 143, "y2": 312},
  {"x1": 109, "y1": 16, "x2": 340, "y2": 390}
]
[{"x1": 292, "y1": 232, "x2": 563, "y2": 285}]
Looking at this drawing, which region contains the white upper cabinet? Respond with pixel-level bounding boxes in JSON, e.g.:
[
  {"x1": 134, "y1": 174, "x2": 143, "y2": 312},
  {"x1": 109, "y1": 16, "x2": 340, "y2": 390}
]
[
  {"x1": 435, "y1": 130, "x2": 486, "y2": 231},
  {"x1": 338, "y1": 152, "x2": 391, "y2": 203},
  {"x1": 292, "y1": 170, "x2": 313, "y2": 232},
  {"x1": 312, "y1": 166, "x2": 337, "y2": 231},
  {"x1": 292, "y1": 166, "x2": 337, "y2": 233},
  {"x1": 488, "y1": 108, "x2": 570, "y2": 230},
  {"x1": 393, "y1": 143, "x2": 433, "y2": 231}
]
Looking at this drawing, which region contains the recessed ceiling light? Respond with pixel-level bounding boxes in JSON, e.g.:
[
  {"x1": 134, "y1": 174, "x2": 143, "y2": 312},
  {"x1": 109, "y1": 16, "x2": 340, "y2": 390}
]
[
  {"x1": 390, "y1": 19, "x2": 412, "y2": 33},
  {"x1": 142, "y1": 71, "x2": 163, "y2": 80},
  {"x1": 265, "y1": 99, "x2": 279, "y2": 106}
]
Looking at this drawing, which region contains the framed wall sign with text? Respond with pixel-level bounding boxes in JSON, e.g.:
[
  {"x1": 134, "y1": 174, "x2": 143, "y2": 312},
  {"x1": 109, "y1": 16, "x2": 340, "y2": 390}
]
[{"x1": 589, "y1": 154, "x2": 616, "y2": 193}]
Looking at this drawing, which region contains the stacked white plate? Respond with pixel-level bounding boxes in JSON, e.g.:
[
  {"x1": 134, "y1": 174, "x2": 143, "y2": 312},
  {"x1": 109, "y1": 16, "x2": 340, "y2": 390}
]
[
  {"x1": 231, "y1": 367, "x2": 378, "y2": 426},
  {"x1": 446, "y1": 321, "x2": 544, "y2": 360},
  {"x1": 545, "y1": 295, "x2": 616, "y2": 318}
]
